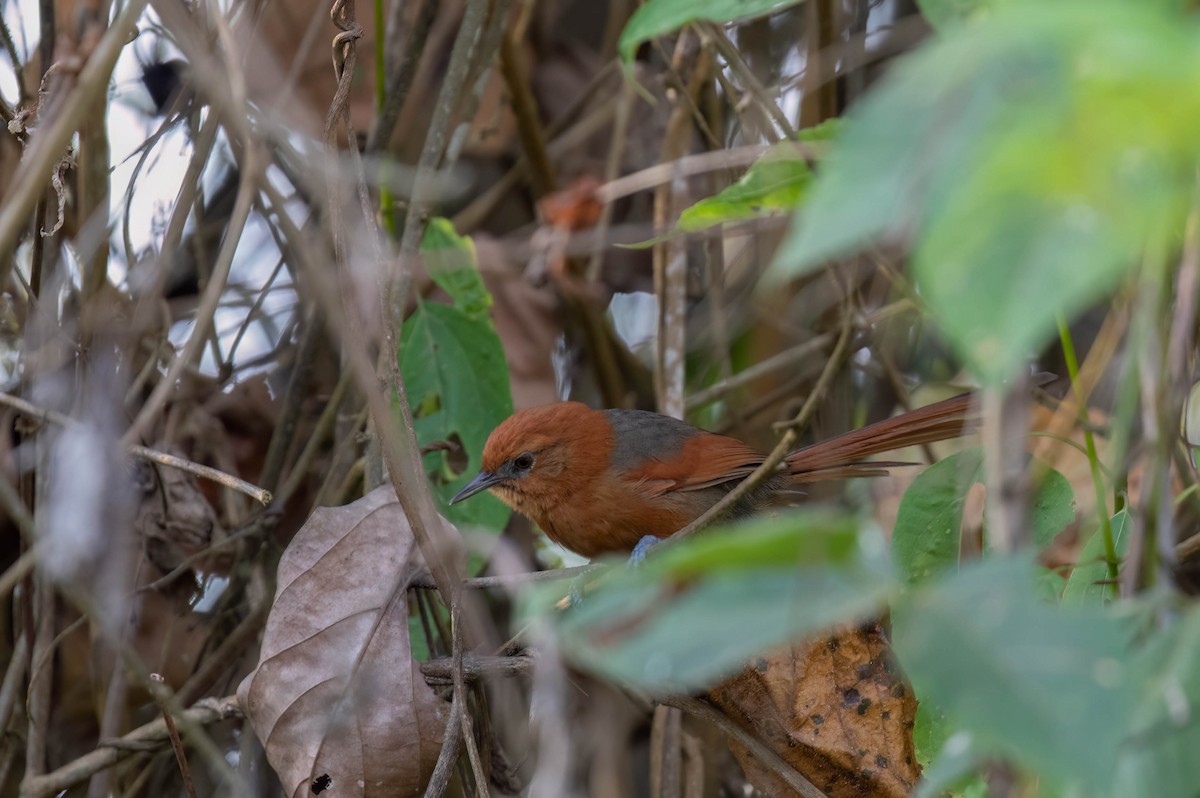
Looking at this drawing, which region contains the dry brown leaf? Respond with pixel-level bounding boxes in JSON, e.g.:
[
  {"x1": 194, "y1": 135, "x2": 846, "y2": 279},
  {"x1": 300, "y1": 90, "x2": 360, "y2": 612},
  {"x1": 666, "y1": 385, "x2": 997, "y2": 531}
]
[
  {"x1": 709, "y1": 623, "x2": 920, "y2": 798},
  {"x1": 238, "y1": 486, "x2": 450, "y2": 798}
]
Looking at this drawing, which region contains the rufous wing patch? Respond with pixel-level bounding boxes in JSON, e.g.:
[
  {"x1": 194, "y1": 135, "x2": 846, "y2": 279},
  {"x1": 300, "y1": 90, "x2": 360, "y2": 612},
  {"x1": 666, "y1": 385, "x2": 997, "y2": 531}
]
[{"x1": 625, "y1": 434, "x2": 766, "y2": 495}]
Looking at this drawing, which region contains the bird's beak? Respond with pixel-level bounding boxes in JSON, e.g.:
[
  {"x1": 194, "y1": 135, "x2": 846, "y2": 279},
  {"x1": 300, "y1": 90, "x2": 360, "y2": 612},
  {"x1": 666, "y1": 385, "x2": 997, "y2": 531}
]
[{"x1": 449, "y1": 470, "x2": 505, "y2": 504}]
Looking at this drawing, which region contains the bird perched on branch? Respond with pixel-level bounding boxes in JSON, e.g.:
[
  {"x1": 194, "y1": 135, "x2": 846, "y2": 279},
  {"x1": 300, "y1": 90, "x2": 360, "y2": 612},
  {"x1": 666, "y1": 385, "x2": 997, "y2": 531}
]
[{"x1": 450, "y1": 394, "x2": 977, "y2": 558}]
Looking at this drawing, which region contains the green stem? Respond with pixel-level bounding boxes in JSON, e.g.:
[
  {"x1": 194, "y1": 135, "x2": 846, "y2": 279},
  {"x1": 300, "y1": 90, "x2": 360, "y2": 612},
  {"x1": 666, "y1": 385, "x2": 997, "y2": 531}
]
[
  {"x1": 374, "y1": 0, "x2": 396, "y2": 234},
  {"x1": 1057, "y1": 314, "x2": 1119, "y2": 595}
]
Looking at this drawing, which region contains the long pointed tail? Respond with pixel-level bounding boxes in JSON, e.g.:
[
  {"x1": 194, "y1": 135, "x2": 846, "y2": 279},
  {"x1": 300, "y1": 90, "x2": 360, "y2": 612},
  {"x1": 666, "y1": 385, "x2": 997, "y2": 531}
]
[{"x1": 784, "y1": 392, "x2": 978, "y2": 483}]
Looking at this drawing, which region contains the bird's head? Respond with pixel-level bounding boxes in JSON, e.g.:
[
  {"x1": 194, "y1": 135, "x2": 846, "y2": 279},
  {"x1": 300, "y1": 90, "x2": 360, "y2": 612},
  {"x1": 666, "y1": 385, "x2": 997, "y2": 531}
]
[{"x1": 450, "y1": 402, "x2": 608, "y2": 513}]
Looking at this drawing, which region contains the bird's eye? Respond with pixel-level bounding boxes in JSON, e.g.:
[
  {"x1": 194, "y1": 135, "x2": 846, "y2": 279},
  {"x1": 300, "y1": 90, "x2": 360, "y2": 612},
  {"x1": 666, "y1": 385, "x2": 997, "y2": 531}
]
[{"x1": 513, "y1": 452, "x2": 535, "y2": 472}]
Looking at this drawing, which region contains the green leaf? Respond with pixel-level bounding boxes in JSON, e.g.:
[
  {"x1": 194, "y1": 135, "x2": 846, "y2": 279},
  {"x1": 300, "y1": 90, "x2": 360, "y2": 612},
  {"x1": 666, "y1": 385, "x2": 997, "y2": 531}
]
[
  {"x1": 618, "y1": 0, "x2": 807, "y2": 64},
  {"x1": 679, "y1": 146, "x2": 813, "y2": 232},
  {"x1": 893, "y1": 447, "x2": 1076, "y2": 585},
  {"x1": 1063, "y1": 510, "x2": 1130, "y2": 605},
  {"x1": 421, "y1": 217, "x2": 491, "y2": 321},
  {"x1": 523, "y1": 512, "x2": 893, "y2": 692},
  {"x1": 913, "y1": 700, "x2": 951, "y2": 768},
  {"x1": 1030, "y1": 464, "x2": 1076, "y2": 548},
  {"x1": 772, "y1": 2, "x2": 1200, "y2": 384},
  {"x1": 894, "y1": 557, "x2": 1136, "y2": 787},
  {"x1": 911, "y1": 728, "x2": 988, "y2": 798},
  {"x1": 1113, "y1": 606, "x2": 1200, "y2": 798},
  {"x1": 401, "y1": 226, "x2": 513, "y2": 537},
  {"x1": 892, "y1": 448, "x2": 984, "y2": 586},
  {"x1": 916, "y1": 0, "x2": 994, "y2": 30}
]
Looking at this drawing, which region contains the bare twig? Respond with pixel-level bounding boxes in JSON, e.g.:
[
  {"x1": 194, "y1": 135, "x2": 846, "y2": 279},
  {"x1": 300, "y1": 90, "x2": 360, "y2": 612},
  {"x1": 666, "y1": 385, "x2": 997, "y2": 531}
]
[
  {"x1": 660, "y1": 695, "x2": 825, "y2": 798},
  {"x1": 149, "y1": 675, "x2": 198, "y2": 798},
  {"x1": 0, "y1": 0, "x2": 150, "y2": 274},
  {"x1": 686, "y1": 300, "x2": 914, "y2": 410},
  {"x1": 452, "y1": 600, "x2": 490, "y2": 797},
  {"x1": 663, "y1": 309, "x2": 856, "y2": 547},
  {"x1": 650, "y1": 704, "x2": 682, "y2": 798},
  {"x1": 420, "y1": 653, "x2": 536, "y2": 685},
  {"x1": 706, "y1": 24, "x2": 796, "y2": 139},
  {"x1": 0, "y1": 392, "x2": 272, "y2": 504},
  {"x1": 596, "y1": 142, "x2": 822, "y2": 204},
  {"x1": 18, "y1": 696, "x2": 241, "y2": 798},
  {"x1": 422, "y1": 693, "x2": 465, "y2": 798},
  {"x1": 369, "y1": 0, "x2": 438, "y2": 151},
  {"x1": 122, "y1": 156, "x2": 261, "y2": 448},
  {"x1": 498, "y1": 30, "x2": 555, "y2": 197},
  {"x1": 393, "y1": 0, "x2": 492, "y2": 321}
]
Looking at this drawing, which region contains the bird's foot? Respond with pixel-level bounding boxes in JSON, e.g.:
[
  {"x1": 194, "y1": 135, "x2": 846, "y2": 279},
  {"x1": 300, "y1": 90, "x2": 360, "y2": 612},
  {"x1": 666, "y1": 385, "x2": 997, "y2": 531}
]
[{"x1": 628, "y1": 535, "x2": 663, "y2": 568}]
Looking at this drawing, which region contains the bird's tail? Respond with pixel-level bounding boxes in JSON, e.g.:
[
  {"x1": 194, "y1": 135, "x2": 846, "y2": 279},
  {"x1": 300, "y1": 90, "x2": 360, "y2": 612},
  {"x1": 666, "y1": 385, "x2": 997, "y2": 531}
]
[{"x1": 784, "y1": 392, "x2": 978, "y2": 483}]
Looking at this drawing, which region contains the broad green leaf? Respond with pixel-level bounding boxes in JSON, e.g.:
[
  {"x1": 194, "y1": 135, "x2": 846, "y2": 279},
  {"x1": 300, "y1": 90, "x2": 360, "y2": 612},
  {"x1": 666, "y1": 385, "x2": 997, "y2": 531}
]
[
  {"x1": 1029, "y1": 464, "x2": 1075, "y2": 548},
  {"x1": 421, "y1": 217, "x2": 491, "y2": 321},
  {"x1": 1113, "y1": 606, "x2": 1200, "y2": 798},
  {"x1": 618, "y1": 0, "x2": 806, "y2": 64},
  {"x1": 773, "y1": 2, "x2": 1200, "y2": 384},
  {"x1": 894, "y1": 557, "x2": 1136, "y2": 787},
  {"x1": 1062, "y1": 510, "x2": 1129, "y2": 605},
  {"x1": 893, "y1": 447, "x2": 1076, "y2": 584},
  {"x1": 892, "y1": 449, "x2": 984, "y2": 586},
  {"x1": 678, "y1": 148, "x2": 812, "y2": 232},
  {"x1": 523, "y1": 512, "x2": 893, "y2": 692},
  {"x1": 401, "y1": 226, "x2": 513, "y2": 535},
  {"x1": 913, "y1": 700, "x2": 950, "y2": 768}
]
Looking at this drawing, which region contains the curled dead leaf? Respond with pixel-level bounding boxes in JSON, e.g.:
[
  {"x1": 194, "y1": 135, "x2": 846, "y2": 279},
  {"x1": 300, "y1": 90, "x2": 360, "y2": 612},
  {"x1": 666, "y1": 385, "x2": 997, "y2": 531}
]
[
  {"x1": 238, "y1": 486, "x2": 451, "y2": 798},
  {"x1": 710, "y1": 623, "x2": 920, "y2": 798}
]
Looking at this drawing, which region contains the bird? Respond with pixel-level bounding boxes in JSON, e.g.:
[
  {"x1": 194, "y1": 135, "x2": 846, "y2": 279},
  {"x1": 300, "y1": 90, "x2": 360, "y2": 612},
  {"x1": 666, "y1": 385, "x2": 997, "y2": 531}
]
[{"x1": 450, "y1": 393, "x2": 977, "y2": 559}]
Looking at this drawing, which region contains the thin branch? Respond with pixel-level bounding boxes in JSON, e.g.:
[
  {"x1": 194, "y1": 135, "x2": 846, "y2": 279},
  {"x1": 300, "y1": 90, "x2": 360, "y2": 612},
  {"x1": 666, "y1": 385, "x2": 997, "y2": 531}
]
[
  {"x1": 368, "y1": 0, "x2": 437, "y2": 151},
  {"x1": 0, "y1": 392, "x2": 272, "y2": 504},
  {"x1": 660, "y1": 695, "x2": 825, "y2": 798},
  {"x1": 122, "y1": 155, "x2": 261, "y2": 448},
  {"x1": 706, "y1": 24, "x2": 796, "y2": 139},
  {"x1": 686, "y1": 300, "x2": 913, "y2": 410},
  {"x1": 498, "y1": 30, "x2": 555, "y2": 197},
  {"x1": 421, "y1": 693, "x2": 464, "y2": 798},
  {"x1": 596, "y1": 142, "x2": 822, "y2": 205},
  {"x1": 420, "y1": 653, "x2": 536, "y2": 685},
  {"x1": 409, "y1": 564, "x2": 594, "y2": 591},
  {"x1": 0, "y1": 0, "x2": 150, "y2": 273},
  {"x1": 451, "y1": 600, "x2": 490, "y2": 798},
  {"x1": 662, "y1": 309, "x2": 856, "y2": 548},
  {"x1": 18, "y1": 697, "x2": 241, "y2": 798},
  {"x1": 149, "y1": 675, "x2": 198, "y2": 798}
]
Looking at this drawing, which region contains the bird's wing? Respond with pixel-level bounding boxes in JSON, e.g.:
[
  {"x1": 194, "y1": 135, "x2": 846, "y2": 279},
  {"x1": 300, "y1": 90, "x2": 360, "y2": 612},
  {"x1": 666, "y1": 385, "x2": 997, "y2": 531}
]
[{"x1": 625, "y1": 434, "x2": 766, "y2": 496}]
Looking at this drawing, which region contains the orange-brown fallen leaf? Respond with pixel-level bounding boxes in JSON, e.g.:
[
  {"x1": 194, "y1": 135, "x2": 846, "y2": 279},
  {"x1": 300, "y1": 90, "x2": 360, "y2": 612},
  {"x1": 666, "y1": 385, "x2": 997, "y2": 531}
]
[{"x1": 709, "y1": 622, "x2": 920, "y2": 798}]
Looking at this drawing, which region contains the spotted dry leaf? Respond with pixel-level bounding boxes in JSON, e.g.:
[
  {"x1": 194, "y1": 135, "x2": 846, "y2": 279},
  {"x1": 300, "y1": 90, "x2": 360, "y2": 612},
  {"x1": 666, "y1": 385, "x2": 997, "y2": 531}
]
[
  {"x1": 238, "y1": 486, "x2": 449, "y2": 798},
  {"x1": 709, "y1": 622, "x2": 920, "y2": 798}
]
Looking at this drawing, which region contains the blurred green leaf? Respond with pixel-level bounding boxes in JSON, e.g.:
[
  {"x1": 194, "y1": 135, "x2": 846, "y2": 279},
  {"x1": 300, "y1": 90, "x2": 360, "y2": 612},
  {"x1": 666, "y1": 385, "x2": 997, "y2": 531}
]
[
  {"x1": 773, "y1": 2, "x2": 1200, "y2": 384},
  {"x1": 1062, "y1": 510, "x2": 1129, "y2": 605},
  {"x1": 893, "y1": 449, "x2": 984, "y2": 586},
  {"x1": 916, "y1": 0, "x2": 994, "y2": 30},
  {"x1": 618, "y1": 0, "x2": 807, "y2": 65},
  {"x1": 400, "y1": 222, "x2": 513, "y2": 537},
  {"x1": 894, "y1": 557, "x2": 1136, "y2": 787},
  {"x1": 911, "y1": 727, "x2": 988, "y2": 798},
  {"x1": 1113, "y1": 606, "x2": 1200, "y2": 798},
  {"x1": 678, "y1": 147, "x2": 812, "y2": 232},
  {"x1": 1029, "y1": 464, "x2": 1076, "y2": 548},
  {"x1": 523, "y1": 512, "x2": 893, "y2": 692}
]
